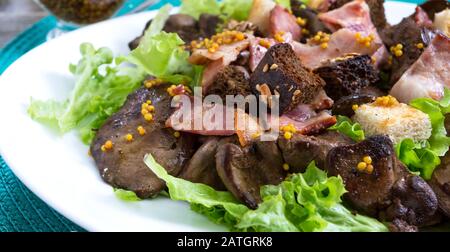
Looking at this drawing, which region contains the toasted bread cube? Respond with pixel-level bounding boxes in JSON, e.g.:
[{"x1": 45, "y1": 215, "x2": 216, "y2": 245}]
[{"x1": 353, "y1": 101, "x2": 432, "y2": 144}]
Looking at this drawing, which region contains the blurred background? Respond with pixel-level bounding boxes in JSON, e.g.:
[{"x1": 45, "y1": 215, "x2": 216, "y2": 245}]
[{"x1": 0, "y1": 0, "x2": 46, "y2": 48}]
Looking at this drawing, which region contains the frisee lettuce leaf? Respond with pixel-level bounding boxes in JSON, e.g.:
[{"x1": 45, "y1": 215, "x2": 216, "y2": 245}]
[
  {"x1": 409, "y1": 88, "x2": 450, "y2": 156},
  {"x1": 221, "y1": 0, "x2": 253, "y2": 21},
  {"x1": 145, "y1": 4, "x2": 172, "y2": 36},
  {"x1": 395, "y1": 139, "x2": 440, "y2": 179},
  {"x1": 394, "y1": 88, "x2": 450, "y2": 179},
  {"x1": 114, "y1": 188, "x2": 142, "y2": 202},
  {"x1": 28, "y1": 43, "x2": 145, "y2": 144},
  {"x1": 180, "y1": 0, "x2": 253, "y2": 21},
  {"x1": 328, "y1": 115, "x2": 365, "y2": 142},
  {"x1": 127, "y1": 4, "x2": 202, "y2": 87},
  {"x1": 144, "y1": 154, "x2": 387, "y2": 232},
  {"x1": 27, "y1": 5, "x2": 182, "y2": 144},
  {"x1": 127, "y1": 30, "x2": 191, "y2": 78},
  {"x1": 180, "y1": 0, "x2": 221, "y2": 19}
]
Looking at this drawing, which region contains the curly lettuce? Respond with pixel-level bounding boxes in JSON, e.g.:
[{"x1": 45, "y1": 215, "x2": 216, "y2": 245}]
[
  {"x1": 126, "y1": 4, "x2": 204, "y2": 87},
  {"x1": 127, "y1": 4, "x2": 193, "y2": 78},
  {"x1": 28, "y1": 5, "x2": 185, "y2": 144},
  {"x1": 409, "y1": 88, "x2": 450, "y2": 156},
  {"x1": 114, "y1": 188, "x2": 142, "y2": 202},
  {"x1": 28, "y1": 43, "x2": 145, "y2": 144},
  {"x1": 144, "y1": 155, "x2": 387, "y2": 232},
  {"x1": 180, "y1": 0, "x2": 221, "y2": 19},
  {"x1": 328, "y1": 115, "x2": 365, "y2": 142},
  {"x1": 395, "y1": 139, "x2": 440, "y2": 179},
  {"x1": 180, "y1": 0, "x2": 253, "y2": 21},
  {"x1": 394, "y1": 88, "x2": 450, "y2": 179},
  {"x1": 221, "y1": 0, "x2": 253, "y2": 21}
]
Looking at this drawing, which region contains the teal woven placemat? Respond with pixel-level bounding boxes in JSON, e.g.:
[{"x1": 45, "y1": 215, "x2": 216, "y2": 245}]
[
  {"x1": 0, "y1": 0, "x2": 180, "y2": 232},
  {"x1": 0, "y1": 0, "x2": 422, "y2": 232}
]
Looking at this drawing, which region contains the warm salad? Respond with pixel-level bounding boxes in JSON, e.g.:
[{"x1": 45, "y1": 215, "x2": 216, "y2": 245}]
[{"x1": 28, "y1": 0, "x2": 450, "y2": 232}]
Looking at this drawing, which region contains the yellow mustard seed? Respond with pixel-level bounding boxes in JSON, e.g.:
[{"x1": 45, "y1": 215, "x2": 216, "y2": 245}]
[
  {"x1": 274, "y1": 33, "x2": 285, "y2": 43},
  {"x1": 352, "y1": 104, "x2": 359, "y2": 111},
  {"x1": 416, "y1": 43, "x2": 424, "y2": 49},
  {"x1": 283, "y1": 163, "x2": 290, "y2": 171},
  {"x1": 394, "y1": 50, "x2": 403, "y2": 57},
  {"x1": 296, "y1": 17, "x2": 306, "y2": 26},
  {"x1": 313, "y1": 35, "x2": 321, "y2": 42},
  {"x1": 366, "y1": 164, "x2": 374, "y2": 174},
  {"x1": 320, "y1": 42, "x2": 328, "y2": 49},
  {"x1": 284, "y1": 131, "x2": 293, "y2": 140},
  {"x1": 357, "y1": 162, "x2": 367, "y2": 171},
  {"x1": 137, "y1": 126, "x2": 146, "y2": 136},
  {"x1": 104, "y1": 140, "x2": 113, "y2": 149},
  {"x1": 141, "y1": 109, "x2": 149, "y2": 115},
  {"x1": 374, "y1": 95, "x2": 398, "y2": 107},
  {"x1": 144, "y1": 113, "x2": 153, "y2": 122},
  {"x1": 288, "y1": 124, "x2": 296, "y2": 133},
  {"x1": 235, "y1": 32, "x2": 245, "y2": 41},
  {"x1": 259, "y1": 39, "x2": 271, "y2": 48},
  {"x1": 251, "y1": 132, "x2": 261, "y2": 139},
  {"x1": 125, "y1": 134, "x2": 133, "y2": 142},
  {"x1": 147, "y1": 105, "x2": 155, "y2": 112},
  {"x1": 144, "y1": 82, "x2": 153, "y2": 88},
  {"x1": 173, "y1": 131, "x2": 181, "y2": 138},
  {"x1": 363, "y1": 156, "x2": 372, "y2": 164}
]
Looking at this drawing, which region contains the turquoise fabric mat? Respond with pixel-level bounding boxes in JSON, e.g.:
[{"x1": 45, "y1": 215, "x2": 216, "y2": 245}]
[
  {"x1": 0, "y1": 0, "x2": 181, "y2": 232},
  {"x1": 0, "y1": 0, "x2": 422, "y2": 232}
]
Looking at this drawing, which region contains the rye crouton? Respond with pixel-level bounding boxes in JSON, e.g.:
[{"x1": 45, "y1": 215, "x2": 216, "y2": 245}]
[{"x1": 250, "y1": 43, "x2": 325, "y2": 113}]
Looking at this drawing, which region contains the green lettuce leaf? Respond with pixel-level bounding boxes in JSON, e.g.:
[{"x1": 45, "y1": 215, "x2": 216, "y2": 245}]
[
  {"x1": 409, "y1": 88, "x2": 450, "y2": 157},
  {"x1": 275, "y1": 0, "x2": 291, "y2": 9},
  {"x1": 180, "y1": 0, "x2": 253, "y2": 21},
  {"x1": 28, "y1": 43, "x2": 145, "y2": 144},
  {"x1": 395, "y1": 139, "x2": 440, "y2": 180},
  {"x1": 127, "y1": 31, "x2": 192, "y2": 78},
  {"x1": 144, "y1": 155, "x2": 387, "y2": 232},
  {"x1": 221, "y1": 0, "x2": 253, "y2": 21},
  {"x1": 180, "y1": 0, "x2": 221, "y2": 19},
  {"x1": 328, "y1": 115, "x2": 365, "y2": 142},
  {"x1": 127, "y1": 4, "x2": 200, "y2": 86},
  {"x1": 145, "y1": 4, "x2": 172, "y2": 36},
  {"x1": 114, "y1": 188, "x2": 142, "y2": 202}
]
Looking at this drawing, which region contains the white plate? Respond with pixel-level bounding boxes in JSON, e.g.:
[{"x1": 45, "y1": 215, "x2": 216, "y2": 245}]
[{"x1": 0, "y1": 2, "x2": 416, "y2": 232}]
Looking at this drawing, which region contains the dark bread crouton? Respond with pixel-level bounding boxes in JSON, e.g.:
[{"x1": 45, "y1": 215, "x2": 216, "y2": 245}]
[
  {"x1": 206, "y1": 66, "x2": 252, "y2": 99},
  {"x1": 291, "y1": 0, "x2": 330, "y2": 41},
  {"x1": 381, "y1": 19, "x2": 434, "y2": 85},
  {"x1": 314, "y1": 54, "x2": 379, "y2": 101},
  {"x1": 250, "y1": 43, "x2": 325, "y2": 113}
]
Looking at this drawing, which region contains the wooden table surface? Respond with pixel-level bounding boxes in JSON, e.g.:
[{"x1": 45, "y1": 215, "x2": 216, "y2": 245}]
[{"x1": 0, "y1": 0, "x2": 46, "y2": 48}]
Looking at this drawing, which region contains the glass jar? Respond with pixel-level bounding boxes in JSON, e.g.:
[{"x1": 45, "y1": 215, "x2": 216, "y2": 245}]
[{"x1": 35, "y1": 0, "x2": 125, "y2": 39}]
